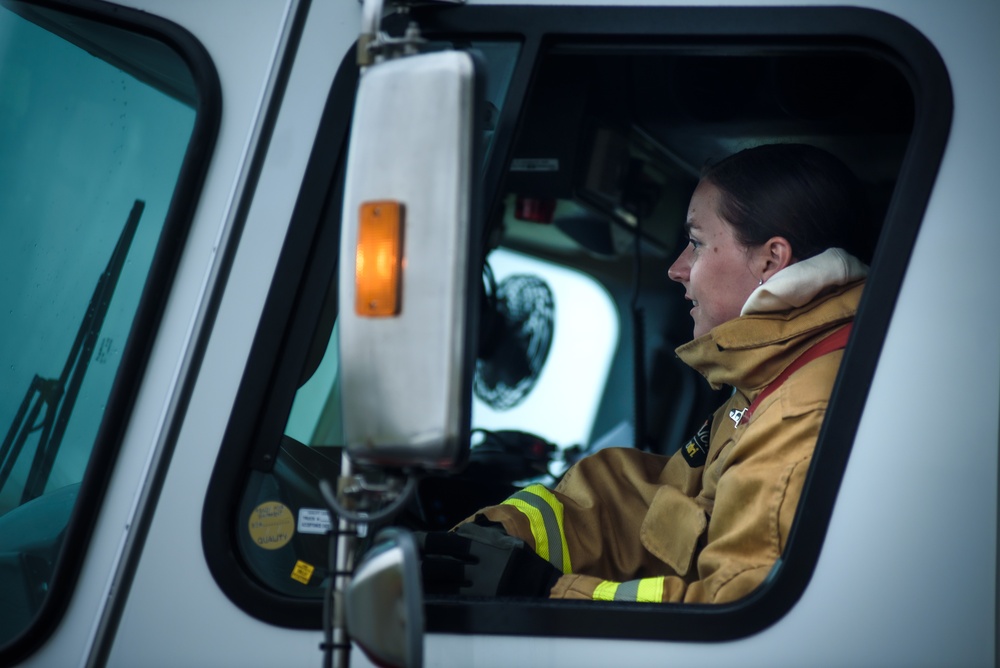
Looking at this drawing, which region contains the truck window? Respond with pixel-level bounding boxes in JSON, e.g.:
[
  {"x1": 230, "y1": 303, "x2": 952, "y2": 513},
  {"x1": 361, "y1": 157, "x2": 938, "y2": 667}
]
[
  {"x1": 206, "y1": 5, "x2": 949, "y2": 642},
  {"x1": 0, "y1": 1, "x2": 212, "y2": 654}
]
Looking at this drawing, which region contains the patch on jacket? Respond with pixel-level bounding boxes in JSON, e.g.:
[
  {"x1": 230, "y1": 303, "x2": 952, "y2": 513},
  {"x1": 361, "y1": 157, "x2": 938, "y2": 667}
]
[
  {"x1": 729, "y1": 407, "x2": 749, "y2": 426},
  {"x1": 680, "y1": 418, "x2": 711, "y2": 468}
]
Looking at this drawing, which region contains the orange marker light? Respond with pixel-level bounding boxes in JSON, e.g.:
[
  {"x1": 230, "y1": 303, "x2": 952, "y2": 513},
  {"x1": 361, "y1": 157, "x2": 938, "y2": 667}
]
[{"x1": 355, "y1": 200, "x2": 404, "y2": 317}]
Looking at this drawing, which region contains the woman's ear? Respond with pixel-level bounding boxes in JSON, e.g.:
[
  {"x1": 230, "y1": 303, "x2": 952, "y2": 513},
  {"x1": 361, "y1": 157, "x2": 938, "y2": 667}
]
[{"x1": 760, "y1": 236, "x2": 795, "y2": 280}]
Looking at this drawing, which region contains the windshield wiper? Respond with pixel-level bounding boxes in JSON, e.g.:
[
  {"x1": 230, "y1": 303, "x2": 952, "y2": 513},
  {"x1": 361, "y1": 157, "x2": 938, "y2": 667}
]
[{"x1": 0, "y1": 199, "x2": 144, "y2": 507}]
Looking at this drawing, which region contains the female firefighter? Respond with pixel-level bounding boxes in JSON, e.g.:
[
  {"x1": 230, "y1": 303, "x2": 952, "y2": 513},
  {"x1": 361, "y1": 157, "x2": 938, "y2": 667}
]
[{"x1": 420, "y1": 143, "x2": 870, "y2": 604}]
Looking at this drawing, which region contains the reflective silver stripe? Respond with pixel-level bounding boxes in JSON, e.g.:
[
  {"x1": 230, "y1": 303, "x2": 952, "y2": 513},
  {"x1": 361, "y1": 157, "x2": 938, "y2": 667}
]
[
  {"x1": 614, "y1": 579, "x2": 640, "y2": 601},
  {"x1": 509, "y1": 488, "x2": 565, "y2": 572}
]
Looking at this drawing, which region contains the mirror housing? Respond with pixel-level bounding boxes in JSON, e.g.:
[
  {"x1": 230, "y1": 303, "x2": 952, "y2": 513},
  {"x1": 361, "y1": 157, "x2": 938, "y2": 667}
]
[
  {"x1": 346, "y1": 528, "x2": 424, "y2": 668},
  {"x1": 338, "y1": 50, "x2": 481, "y2": 471}
]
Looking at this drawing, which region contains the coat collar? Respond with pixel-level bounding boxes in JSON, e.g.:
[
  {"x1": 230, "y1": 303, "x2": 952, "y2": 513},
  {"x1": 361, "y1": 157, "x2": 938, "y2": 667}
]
[
  {"x1": 675, "y1": 280, "x2": 864, "y2": 392},
  {"x1": 741, "y1": 248, "x2": 868, "y2": 316}
]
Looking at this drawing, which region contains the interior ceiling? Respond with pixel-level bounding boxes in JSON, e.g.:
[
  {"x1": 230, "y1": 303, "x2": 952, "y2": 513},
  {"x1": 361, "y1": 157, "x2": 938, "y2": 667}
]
[{"x1": 499, "y1": 47, "x2": 915, "y2": 263}]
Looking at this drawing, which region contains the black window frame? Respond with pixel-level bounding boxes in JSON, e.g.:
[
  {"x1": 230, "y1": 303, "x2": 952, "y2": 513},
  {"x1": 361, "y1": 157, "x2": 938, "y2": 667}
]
[
  {"x1": 0, "y1": 0, "x2": 220, "y2": 663},
  {"x1": 202, "y1": 45, "x2": 360, "y2": 628},
  {"x1": 202, "y1": 4, "x2": 951, "y2": 641}
]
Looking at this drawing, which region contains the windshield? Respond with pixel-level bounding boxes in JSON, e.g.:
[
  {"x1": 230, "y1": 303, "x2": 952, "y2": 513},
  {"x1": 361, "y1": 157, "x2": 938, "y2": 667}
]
[{"x1": 0, "y1": 2, "x2": 198, "y2": 647}]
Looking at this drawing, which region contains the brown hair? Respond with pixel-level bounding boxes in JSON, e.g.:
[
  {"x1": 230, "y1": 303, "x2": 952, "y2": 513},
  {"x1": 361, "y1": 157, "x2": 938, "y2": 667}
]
[{"x1": 703, "y1": 143, "x2": 873, "y2": 263}]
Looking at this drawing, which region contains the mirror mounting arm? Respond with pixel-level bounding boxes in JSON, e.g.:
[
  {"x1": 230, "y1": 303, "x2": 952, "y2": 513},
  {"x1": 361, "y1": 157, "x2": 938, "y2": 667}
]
[
  {"x1": 319, "y1": 470, "x2": 419, "y2": 527},
  {"x1": 357, "y1": 0, "x2": 384, "y2": 67},
  {"x1": 357, "y1": 0, "x2": 424, "y2": 67},
  {"x1": 319, "y1": 461, "x2": 421, "y2": 668},
  {"x1": 357, "y1": 0, "x2": 466, "y2": 68}
]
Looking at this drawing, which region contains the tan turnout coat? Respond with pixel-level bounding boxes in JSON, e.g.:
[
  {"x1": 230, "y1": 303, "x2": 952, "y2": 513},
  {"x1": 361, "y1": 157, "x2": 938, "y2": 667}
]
[{"x1": 475, "y1": 280, "x2": 864, "y2": 603}]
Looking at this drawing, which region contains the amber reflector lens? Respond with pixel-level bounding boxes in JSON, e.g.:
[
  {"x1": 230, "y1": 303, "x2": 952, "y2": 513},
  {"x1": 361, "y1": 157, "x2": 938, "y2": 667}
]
[{"x1": 355, "y1": 200, "x2": 404, "y2": 317}]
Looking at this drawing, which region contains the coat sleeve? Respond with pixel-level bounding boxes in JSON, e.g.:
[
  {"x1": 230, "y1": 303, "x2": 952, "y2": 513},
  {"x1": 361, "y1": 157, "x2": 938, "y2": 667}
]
[
  {"x1": 469, "y1": 365, "x2": 830, "y2": 604},
  {"x1": 547, "y1": 423, "x2": 815, "y2": 604},
  {"x1": 470, "y1": 447, "x2": 678, "y2": 581}
]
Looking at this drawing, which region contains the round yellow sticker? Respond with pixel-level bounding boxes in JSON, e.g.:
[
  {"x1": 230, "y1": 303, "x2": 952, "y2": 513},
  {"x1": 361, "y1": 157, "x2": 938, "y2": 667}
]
[{"x1": 248, "y1": 501, "x2": 295, "y2": 550}]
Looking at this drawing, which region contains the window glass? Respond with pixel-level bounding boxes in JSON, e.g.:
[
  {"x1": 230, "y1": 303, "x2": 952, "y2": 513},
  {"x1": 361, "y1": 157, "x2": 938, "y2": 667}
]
[
  {"x1": 426, "y1": 40, "x2": 519, "y2": 166},
  {"x1": 285, "y1": 322, "x2": 342, "y2": 446},
  {"x1": 0, "y1": 5, "x2": 197, "y2": 646},
  {"x1": 472, "y1": 41, "x2": 519, "y2": 165}
]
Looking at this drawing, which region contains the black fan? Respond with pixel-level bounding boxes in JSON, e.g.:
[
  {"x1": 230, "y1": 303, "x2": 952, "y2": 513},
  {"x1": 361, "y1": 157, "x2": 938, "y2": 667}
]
[{"x1": 475, "y1": 268, "x2": 555, "y2": 410}]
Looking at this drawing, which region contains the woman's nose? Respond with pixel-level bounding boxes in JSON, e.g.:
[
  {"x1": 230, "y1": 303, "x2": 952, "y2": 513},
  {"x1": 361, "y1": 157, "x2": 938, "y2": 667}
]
[{"x1": 668, "y1": 246, "x2": 690, "y2": 283}]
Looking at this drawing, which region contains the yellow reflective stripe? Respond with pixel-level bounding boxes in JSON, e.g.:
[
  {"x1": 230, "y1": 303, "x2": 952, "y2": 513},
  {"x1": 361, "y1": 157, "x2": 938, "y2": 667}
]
[
  {"x1": 592, "y1": 577, "x2": 665, "y2": 603},
  {"x1": 503, "y1": 498, "x2": 551, "y2": 561},
  {"x1": 501, "y1": 484, "x2": 572, "y2": 573},
  {"x1": 593, "y1": 580, "x2": 619, "y2": 601},
  {"x1": 635, "y1": 577, "x2": 665, "y2": 602}
]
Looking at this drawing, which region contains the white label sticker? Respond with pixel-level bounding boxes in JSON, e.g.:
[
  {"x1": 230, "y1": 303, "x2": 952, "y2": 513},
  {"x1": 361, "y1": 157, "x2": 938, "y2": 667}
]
[{"x1": 297, "y1": 508, "x2": 333, "y2": 535}]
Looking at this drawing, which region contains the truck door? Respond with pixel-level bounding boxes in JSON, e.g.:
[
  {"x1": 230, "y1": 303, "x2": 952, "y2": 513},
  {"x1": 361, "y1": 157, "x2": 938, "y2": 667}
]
[{"x1": 197, "y1": 3, "x2": 992, "y2": 668}]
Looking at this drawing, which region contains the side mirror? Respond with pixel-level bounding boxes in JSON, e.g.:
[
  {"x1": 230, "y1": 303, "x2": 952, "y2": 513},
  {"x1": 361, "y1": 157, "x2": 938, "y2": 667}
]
[
  {"x1": 346, "y1": 528, "x2": 424, "y2": 668},
  {"x1": 338, "y1": 49, "x2": 482, "y2": 471}
]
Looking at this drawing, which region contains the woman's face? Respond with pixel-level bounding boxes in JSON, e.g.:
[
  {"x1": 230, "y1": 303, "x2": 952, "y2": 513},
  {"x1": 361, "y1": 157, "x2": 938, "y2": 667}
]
[{"x1": 668, "y1": 180, "x2": 763, "y2": 339}]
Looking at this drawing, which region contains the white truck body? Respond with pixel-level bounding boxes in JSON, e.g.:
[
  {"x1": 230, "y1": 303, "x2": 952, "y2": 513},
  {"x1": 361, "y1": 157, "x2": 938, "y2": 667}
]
[{"x1": 0, "y1": 0, "x2": 996, "y2": 666}]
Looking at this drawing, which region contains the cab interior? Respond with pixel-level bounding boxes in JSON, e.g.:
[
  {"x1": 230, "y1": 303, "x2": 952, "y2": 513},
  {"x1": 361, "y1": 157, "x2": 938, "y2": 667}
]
[
  {"x1": 238, "y1": 35, "x2": 915, "y2": 596},
  {"x1": 408, "y1": 44, "x2": 911, "y2": 524}
]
